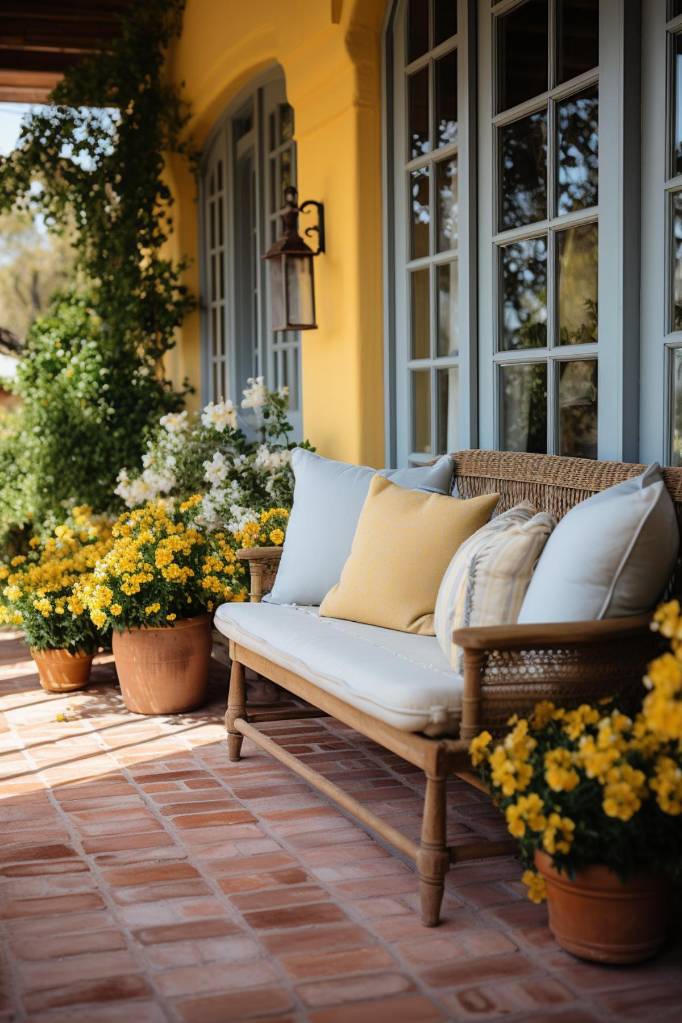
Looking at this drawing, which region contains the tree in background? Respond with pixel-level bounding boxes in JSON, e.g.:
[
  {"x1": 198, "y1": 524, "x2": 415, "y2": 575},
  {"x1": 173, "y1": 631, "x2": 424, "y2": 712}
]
[{"x1": 0, "y1": 0, "x2": 195, "y2": 550}]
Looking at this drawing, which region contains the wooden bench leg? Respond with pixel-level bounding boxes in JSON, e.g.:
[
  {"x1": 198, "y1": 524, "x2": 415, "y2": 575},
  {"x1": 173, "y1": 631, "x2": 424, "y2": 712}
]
[
  {"x1": 417, "y1": 772, "x2": 449, "y2": 927},
  {"x1": 225, "y1": 659, "x2": 246, "y2": 762}
]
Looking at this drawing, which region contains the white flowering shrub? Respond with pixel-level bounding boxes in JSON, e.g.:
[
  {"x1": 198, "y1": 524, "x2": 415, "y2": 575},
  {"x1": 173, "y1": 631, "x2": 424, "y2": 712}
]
[{"x1": 115, "y1": 379, "x2": 311, "y2": 531}]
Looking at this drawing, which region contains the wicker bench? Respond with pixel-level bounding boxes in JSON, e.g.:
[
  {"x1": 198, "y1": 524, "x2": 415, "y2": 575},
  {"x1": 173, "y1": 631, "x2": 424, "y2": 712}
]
[{"x1": 219, "y1": 450, "x2": 682, "y2": 927}]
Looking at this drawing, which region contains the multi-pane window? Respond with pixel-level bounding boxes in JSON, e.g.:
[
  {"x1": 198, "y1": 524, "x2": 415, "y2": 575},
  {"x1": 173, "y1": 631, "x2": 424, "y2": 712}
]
[
  {"x1": 392, "y1": 0, "x2": 461, "y2": 465},
  {"x1": 667, "y1": 4, "x2": 682, "y2": 464},
  {"x1": 200, "y1": 75, "x2": 302, "y2": 438},
  {"x1": 493, "y1": 0, "x2": 599, "y2": 458}
]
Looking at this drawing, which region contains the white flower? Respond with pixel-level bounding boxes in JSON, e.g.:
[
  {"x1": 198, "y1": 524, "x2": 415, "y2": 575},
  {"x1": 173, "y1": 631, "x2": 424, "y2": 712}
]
[
  {"x1": 114, "y1": 466, "x2": 175, "y2": 508},
  {"x1": 241, "y1": 376, "x2": 267, "y2": 410},
  {"x1": 159, "y1": 410, "x2": 188, "y2": 434},
  {"x1": 201, "y1": 400, "x2": 237, "y2": 433},
  {"x1": 253, "y1": 444, "x2": 291, "y2": 474},
  {"x1": 203, "y1": 451, "x2": 228, "y2": 487},
  {"x1": 227, "y1": 504, "x2": 259, "y2": 534}
]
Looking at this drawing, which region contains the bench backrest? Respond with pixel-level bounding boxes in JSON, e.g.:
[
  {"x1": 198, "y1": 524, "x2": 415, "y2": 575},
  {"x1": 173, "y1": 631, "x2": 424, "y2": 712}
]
[{"x1": 450, "y1": 450, "x2": 682, "y2": 595}]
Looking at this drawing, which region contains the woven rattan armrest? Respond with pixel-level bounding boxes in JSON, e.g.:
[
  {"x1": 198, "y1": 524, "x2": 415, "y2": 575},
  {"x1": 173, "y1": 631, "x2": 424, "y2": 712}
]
[
  {"x1": 237, "y1": 546, "x2": 283, "y2": 603},
  {"x1": 454, "y1": 613, "x2": 659, "y2": 741}
]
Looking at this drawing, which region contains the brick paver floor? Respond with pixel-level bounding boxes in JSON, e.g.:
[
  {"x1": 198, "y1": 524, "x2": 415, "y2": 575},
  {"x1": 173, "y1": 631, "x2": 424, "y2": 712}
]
[{"x1": 0, "y1": 630, "x2": 680, "y2": 1022}]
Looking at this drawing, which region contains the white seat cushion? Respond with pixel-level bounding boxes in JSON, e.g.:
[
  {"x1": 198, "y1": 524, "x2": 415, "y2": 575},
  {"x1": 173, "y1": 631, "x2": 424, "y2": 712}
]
[{"x1": 214, "y1": 602, "x2": 462, "y2": 736}]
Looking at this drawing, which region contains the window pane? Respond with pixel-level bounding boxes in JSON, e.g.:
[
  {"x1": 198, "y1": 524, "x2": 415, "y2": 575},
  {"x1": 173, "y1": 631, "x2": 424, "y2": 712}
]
[
  {"x1": 557, "y1": 86, "x2": 599, "y2": 216},
  {"x1": 412, "y1": 370, "x2": 431, "y2": 453},
  {"x1": 407, "y1": 0, "x2": 429, "y2": 63},
  {"x1": 496, "y1": 0, "x2": 549, "y2": 112},
  {"x1": 279, "y1": 104, "x2": 294, "y2": 143},
  {"x1": 673, "y1": 1, "x2": 682, "y2": 16},
  {"x1": 501, "y1": 237, "x2": 548, "y2": 350},
  {"x1": 556, "y1": 0, "x2": 599, "y2": 85},
  {"x1": 411, "y1": 268, "x2": 430, "y2": 359},
  {"x1": 674, "y1": 33, "x2": 682, "y2": 177},
  {"x1": 408, "y1": 67, "x2": 430, "y2": 158},
  {"x1": 437, "y1": 366, "x2": 459, "y2": 452},
  {"x1": 558, "y1": 222, "x2": 598, "y2": 345},
  {"x1": 500, "y1": 110, "x2": 547, "y2": 230},
  {"x1": 436, "y1": 157, "x2": 458, "y2": 251},
  {"x1": 559, "y1": 360, "x2": 598, "y2": 458},
  {"x1": 410, "y1": 167, "x2": 430, "y2": 258},
  {"x1": 671, "y1": 348, "x2": 682, "y2": 466},
  {"x1": 437, "y1": 261, "x2": 458, "y2": 356},
  {"x1": 280, "y1": 148, "x2": 292, "y2": 194},
  {"x1": 500, "y1": 363, "x2": 548, "y2": 453},
  {"x1": 434, "y1": 0, "x2": 457, "y2": 46},
  {"x1": 672, "y1": 191, "x2": 682, "y2": 331},
  {"x1": 434, "y1": 50, "x2": 458, "y2": 150}
]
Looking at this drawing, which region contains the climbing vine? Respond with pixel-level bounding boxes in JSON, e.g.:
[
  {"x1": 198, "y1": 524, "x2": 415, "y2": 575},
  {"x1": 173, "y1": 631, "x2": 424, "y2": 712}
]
[{"x1": 0, "y1": 0, "x2": 196, "y2": 360}]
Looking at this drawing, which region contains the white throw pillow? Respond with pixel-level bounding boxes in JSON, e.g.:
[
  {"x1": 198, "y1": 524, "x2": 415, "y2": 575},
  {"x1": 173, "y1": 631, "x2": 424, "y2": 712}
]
[
  {"x1": 434, "y1": 504, "x2": 555, "y2": 671},
  {"x1": 267, "y1": 449, "x2": 455, "y2": 606},
  {"x1": 518, "y1": 464, "x2": 679, "y2": 623}
]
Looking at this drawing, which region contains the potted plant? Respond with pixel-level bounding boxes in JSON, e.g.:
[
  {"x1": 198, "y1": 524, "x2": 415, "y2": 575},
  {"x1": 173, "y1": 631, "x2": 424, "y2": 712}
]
[
  {"x1": 80, "y1": 497, "x2": 248, "y2": 714},
  {"x1": 469, "y1": 602, "x2": 682, "y2": 965},
  {"x1": 0, "y1": 509, "x2": 112, "y2": 692}
]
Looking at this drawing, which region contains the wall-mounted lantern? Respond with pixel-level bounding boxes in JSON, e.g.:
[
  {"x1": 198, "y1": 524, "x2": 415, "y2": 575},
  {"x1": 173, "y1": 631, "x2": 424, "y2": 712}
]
[{"x1": 263, "y1": 185, "x2": 325, "y2": 331}]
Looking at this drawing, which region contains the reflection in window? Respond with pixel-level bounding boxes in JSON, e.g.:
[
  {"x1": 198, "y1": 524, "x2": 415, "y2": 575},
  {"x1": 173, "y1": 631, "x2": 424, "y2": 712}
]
[
  {"x1": 672, "y1": 348, "x2": 682, "y2": 466},
  {"x1": 436, "y1": 157, "x2": 458, "y2": 251},
  {"x1": 673, "y1": 192, "x2": 682, "y2": 332},
  {"x1": 559, "y1": 360, "x2": 598, "y2": 458},
  {"x1": 437, "y1": 262, "x2": 458, "y2": 356},
  {"x1": 408, "y1": 68, "x2": 430, "y2": 158},
  {"x1": 435, "y1": 50, "x2": 458, "y2": 150},
  {"x1": 675, "y1": 34, "x2": 682, "y2": 178},
  {"x1": 410, "y1": 167, "x2": 430, "y2": 259},
  {"x1": 500, "y1": 110, "x2": 547, "y2": 230},
  {"x1": 500, "y1": 363, "x2": 548, "y2": 453},
  {"x1": 434, "y1": 0, "x2": 457, "y2": 47},
  {"x1": 497, "y1": 0, "x2": 548, "y2": 112},
  {"x1": 556, "y1": 0, "x2": 599, "y2": 85},
  {"x1": 558, "y1": 223, "x2": 598, "y2": 345},
  {"x1": 557, "y1": 86, "x2": 599, "y2": 215},
  {"x1": 412, "y1": 370, "x2": 431, "y2": 452},
  {"x1": 407, "y1": 0, "x2": 429, "y2": 63},
  {"x1": 437, "y1": 366, "x2": 458, "y2": 452},
  {"x1": 411, "y1": 269, "x2": 429, "y2": 359},
  {"x1": 501, "y1": 237, "x2": 548, "y2": 350}
]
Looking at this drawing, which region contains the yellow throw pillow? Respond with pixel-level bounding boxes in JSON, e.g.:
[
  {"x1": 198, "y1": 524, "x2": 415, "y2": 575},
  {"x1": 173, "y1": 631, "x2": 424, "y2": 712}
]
[{"x1": 319, "y1": 476, "x2": 499, "y2": 635}]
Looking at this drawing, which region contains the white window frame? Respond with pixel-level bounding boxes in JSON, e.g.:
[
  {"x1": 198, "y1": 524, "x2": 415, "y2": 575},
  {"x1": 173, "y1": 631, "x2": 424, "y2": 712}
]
[
  {"x1": 199, "y1": 68, "x2": 302, "y2": 437},
  {"x1": 383, "y1": 0, "x2": 477, "y2": 468}
]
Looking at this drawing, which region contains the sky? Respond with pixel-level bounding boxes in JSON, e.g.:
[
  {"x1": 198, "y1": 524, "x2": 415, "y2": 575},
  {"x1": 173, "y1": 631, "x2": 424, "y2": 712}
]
[{"x1": 0, "y1": 103, "x2": 30, "y2": 156}]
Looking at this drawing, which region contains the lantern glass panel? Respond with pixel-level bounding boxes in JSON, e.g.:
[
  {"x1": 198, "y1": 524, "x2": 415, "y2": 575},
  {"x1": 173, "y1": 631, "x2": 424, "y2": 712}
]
[
  {"x1": 285, "y1": 253, "x2": 315, "y2": 327},
  {"x1": 268, "y1": 256, "x2": 287, "y2": 330}
]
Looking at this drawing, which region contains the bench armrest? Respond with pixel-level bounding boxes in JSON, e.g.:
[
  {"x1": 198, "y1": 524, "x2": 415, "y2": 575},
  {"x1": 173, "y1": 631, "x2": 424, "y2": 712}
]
[
  {"x1": 455, "y1": 613, "x2": 658, "y2": 742},
  {"x1": 453, "y1": 614, "x2": 652, "y2": 651},
  {"x1": 236, "y1": 546, "x2": 283, "y2": 603}
]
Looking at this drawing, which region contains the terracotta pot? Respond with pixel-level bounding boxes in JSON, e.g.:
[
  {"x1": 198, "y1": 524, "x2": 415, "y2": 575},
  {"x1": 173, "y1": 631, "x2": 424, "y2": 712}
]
[
  {"x1": 535, "y1": 850, "x2": 669, "y2": 964},
  {"x1": 112, "y1": 615, "x2": 212, "y2": 715},
  {"x1": 31, "y1": 648, "x2": 93, "y2": 693}
]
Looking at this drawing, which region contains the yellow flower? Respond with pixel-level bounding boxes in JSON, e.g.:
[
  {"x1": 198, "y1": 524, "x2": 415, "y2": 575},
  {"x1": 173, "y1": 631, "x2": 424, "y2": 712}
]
[
  {"x1": 490, "y1": 746, "x2": 533, "y2": 796},
  {"x1": 562, "y1": 704, "x2": 599, "y2": 740},
  {"x1": 469, "y1": 730, "x2": 493, "y2": 767},
  {"x1": 269, "y1": 528, "x2": 285, "y2": 546},
  {"x1": 530, "y1": 701, "x2": 557, "y2": 729},
  {"x1": 166, "y1": 613, "x2": 177, "y2": 622},
  {"x1": 505, "y1": 793, "x2": 546, "y2": 838},
  {"x1": 542, "y1": 812, "x2": 575, "y2": 854},
  {"x1": 110, "y1": 604, "x2": 122, "y2": 616},
  {"x1": 144, "y1": 602, "x2": 161, "y2": 616},
  {"x1": 650, "y1": 756, "x2": 682, "y2": 815},
  {"x1": 90, "y1": 610, "x2": 106, "y2": 629},
  {"x1": 10, "y1": 555, "x2": 26, "y2": 567},
  {"x1": 544, "y1": 748, "x2": 579, "y2": 792},
  {"x1": 521, "y1": 870, "x2": 546, "y2": 904}
]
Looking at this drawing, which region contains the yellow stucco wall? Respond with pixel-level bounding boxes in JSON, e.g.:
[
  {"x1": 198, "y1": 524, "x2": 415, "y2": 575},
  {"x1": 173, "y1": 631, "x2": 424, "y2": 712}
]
[{"x1": 164, "y1": 0, "x2": 388, "y2": 466}]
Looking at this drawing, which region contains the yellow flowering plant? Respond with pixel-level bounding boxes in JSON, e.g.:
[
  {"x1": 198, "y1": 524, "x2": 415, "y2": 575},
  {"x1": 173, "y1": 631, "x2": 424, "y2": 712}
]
[
  {"x1": 470, "y1": 600, "x2": 682, "y2": 904},
  {"x1": 231, "y1": 507, "x2": 289, "y2": 551},
  {"x1": 79, "y1": 497, "x2": 249, "y2": 631},
  {"x1": 0, "y1": 507, "x2": 112, "y2": 653}
]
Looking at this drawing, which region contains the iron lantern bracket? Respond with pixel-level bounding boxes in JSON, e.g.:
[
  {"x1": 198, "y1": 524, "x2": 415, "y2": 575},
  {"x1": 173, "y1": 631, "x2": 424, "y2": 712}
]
[{"x1": 299, "y1": 199, "x2": 325, "y2": 256}]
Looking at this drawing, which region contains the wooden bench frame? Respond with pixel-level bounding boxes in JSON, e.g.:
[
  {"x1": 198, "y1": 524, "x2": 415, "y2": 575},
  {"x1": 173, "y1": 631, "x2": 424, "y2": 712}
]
[{"x1": 224, "y1": 450, "x2": 680, "y2": 926}]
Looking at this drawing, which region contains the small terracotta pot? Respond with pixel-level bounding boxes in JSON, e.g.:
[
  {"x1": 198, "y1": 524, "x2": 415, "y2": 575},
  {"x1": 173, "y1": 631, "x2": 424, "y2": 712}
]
[
  {"x1": 31, "y1": 648, "x2": 94, "y2": 693},
  {"x1": 535, "y1": 850, "x2": 669, "y2": 964},
  {"x1": 112, "y1": 615, "x2": 212, "y2": 715}
]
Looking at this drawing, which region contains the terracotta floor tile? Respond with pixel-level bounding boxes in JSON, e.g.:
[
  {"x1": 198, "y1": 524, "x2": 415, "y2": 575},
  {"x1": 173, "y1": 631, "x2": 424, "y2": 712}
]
[{"x1": 0, "y1": 634, "x2": 679, "y2": 1023}]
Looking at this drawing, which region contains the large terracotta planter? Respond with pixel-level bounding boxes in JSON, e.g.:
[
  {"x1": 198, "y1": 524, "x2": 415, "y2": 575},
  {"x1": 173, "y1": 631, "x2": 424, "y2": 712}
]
[
  {"x1": 31, "y1": 648, "x2": 93, "y2": 693},
  {"x1": 112, "y1": 615, "x2": 212, "y2": 715},
  {"x1": 535, "y1": 851, "x2": 669, "y2": 964}
]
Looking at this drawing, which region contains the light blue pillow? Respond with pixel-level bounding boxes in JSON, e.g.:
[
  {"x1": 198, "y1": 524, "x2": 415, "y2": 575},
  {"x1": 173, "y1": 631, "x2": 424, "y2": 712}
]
[
  {"x1": 518, "y1": 464, "x2": 678, "y2": 623},
  {"x1": 267, "y1": 450, "x2": 455, "y2": 606}
]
